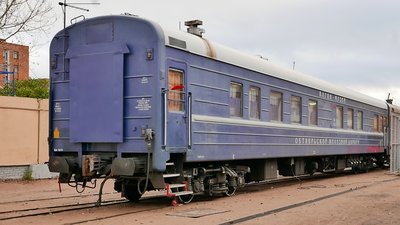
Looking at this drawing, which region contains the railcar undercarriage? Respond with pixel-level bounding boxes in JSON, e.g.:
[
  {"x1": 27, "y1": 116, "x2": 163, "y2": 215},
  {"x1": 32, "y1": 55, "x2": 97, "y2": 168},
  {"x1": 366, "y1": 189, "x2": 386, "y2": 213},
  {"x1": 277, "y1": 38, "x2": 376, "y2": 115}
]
[{"x1": 50, "y1": 151, "x2": 388, "y2": 205}]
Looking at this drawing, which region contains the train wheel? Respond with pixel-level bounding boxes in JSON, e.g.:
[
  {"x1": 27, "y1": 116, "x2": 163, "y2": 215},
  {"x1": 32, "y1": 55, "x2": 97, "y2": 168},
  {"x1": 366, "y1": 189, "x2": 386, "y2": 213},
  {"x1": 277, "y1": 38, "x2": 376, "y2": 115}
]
[
  {"x1": 178, "y1": 194, "x2": 194, "y2": 204},
  {"x1": 123, "y1": 184, "x2": 142, "y2": 202}
]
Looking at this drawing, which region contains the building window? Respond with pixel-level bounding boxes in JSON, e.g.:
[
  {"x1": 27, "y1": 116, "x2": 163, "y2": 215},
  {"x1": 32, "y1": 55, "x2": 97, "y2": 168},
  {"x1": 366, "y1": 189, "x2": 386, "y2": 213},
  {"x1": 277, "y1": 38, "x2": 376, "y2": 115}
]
[
  {"x1": 357, "y1": 111, "x2": 363, "y2": 130},
  {"x1": 13, "y1": 51, "x2": 19, "y2": 59},
  {"x1": 11, "y1": 66, "x2": 18, "y2": 80},
  {"x1": 249, "y1": 86, "x2": 260, "y2": 119},
  {"x1": 308, "y1": 100, "x2": 318, "y2": 126},
  {"x1": 3, "y1": 50, "x2": 10, "y2": 64},
  {"x1": 291, "y1": 95, "x2": 301, "y2": 124},
  {"x1": 13, "y1": 66, "x2": 18, "y2": 75},
  {"x1": 2, "y1": 64, "x2": 8, "y2": 72},
  {"x1": 270, "y1": 91, "x2": 282, "y2": 121},
  {"x1": 230, "y1": 82, "x2": 242, "y2": 117},
  {"x1": 336, "y1": 106, "x2": 343, "y2": 128},
  {"x1": 373, "y1": 115, "x2": 379, "y2": 132},
  {"x1": 168, "y1": 69, "x2": 184, "y2": 112},
  {"x1": 2, "y1": 62, "x2": 10, "y2": 81},
  {"x1": 347, "y1": 108, "x2": 354, "y2": 129}
]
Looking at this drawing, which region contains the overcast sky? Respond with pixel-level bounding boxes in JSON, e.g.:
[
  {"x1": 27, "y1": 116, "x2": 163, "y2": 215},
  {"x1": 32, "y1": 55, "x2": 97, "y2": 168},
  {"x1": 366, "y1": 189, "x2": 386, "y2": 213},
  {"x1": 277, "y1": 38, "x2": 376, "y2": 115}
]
[{"x1": 27, "y1": 0, "x2": 400, "y2": 103}]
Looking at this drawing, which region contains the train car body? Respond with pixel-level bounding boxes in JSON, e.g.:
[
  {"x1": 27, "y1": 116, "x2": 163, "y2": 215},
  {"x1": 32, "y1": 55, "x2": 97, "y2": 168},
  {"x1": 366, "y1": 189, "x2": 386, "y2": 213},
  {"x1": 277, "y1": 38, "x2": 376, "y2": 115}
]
[{"x1": 48, "y1": 15, "x2": 389, "y2": 201}]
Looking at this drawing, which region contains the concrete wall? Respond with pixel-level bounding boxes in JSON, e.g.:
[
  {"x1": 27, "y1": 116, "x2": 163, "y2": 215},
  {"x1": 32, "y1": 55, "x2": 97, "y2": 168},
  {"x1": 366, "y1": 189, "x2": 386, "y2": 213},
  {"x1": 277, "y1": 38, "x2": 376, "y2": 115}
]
[
  {"x1": 0, "y1": 165, "x2": 30, "y2": 179},
  {"x1": 0, "y1": 96, "x2": 48, "y2": 166}
]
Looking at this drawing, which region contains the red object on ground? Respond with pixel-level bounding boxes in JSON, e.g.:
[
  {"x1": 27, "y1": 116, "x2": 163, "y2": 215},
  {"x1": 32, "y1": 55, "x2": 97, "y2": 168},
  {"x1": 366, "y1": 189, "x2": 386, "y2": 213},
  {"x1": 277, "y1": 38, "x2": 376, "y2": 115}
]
[{"x1": 170, "y1": 197, "x2": 179, "y2": 207}]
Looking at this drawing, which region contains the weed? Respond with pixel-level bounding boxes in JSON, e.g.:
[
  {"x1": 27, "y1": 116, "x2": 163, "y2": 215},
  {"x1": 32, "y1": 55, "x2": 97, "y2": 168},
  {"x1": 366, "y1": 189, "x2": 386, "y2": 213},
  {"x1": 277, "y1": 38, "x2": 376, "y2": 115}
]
[{"x1": 22, "y1": 168, "x2": 33, "y2": 181}]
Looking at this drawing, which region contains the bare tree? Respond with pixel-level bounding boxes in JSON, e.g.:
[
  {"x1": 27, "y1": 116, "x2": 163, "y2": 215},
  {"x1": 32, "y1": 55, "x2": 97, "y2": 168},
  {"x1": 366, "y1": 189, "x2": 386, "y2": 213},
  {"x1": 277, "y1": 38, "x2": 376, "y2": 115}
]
[{"x1": 0, "y1": 0, "x2": 54, "y2": 43}]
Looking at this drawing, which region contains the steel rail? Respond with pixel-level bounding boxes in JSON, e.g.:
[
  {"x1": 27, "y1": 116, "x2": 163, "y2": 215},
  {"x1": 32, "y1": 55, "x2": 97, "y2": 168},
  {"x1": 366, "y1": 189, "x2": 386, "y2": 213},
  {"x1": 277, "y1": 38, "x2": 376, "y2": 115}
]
[
  {"x1": 0, "y1": 192, "x2": 117, "y2": 205},
  {"x1": 220, "y1": 176, "x2": 400, "y2": 225},
  {"x1": 0, "y1": 199, "x2": 128, "y2": 221}
]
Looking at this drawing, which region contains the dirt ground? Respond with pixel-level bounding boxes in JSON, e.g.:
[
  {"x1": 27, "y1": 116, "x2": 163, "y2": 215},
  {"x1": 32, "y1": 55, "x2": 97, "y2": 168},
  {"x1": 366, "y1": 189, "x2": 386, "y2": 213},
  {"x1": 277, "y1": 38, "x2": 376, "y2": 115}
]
[{"x1": 1, "y1": 169, "x2": 400, "y2": 225}]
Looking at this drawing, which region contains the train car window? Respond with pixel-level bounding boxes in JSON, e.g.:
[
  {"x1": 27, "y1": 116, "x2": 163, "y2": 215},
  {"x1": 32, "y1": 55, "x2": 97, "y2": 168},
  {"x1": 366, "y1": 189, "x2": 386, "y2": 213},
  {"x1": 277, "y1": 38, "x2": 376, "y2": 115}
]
[
  {"x1": 291, "y1": 96, "x2": 301, "y2": 124},
  {"x1": 373, "y1": 115, "x2": 379, "y2": 132},
  {"x1": 308, "y1": 100, "x2": 318, "y2": 126},
  {"x1": 270, "y1": 91, "x2": 283, "y2": 122},
  {"x1": 230, "y1": 82, "x2": 243, "y2": 117},
  {"x1": 357, "y1": 111, "x2": 363, "y2": 130},
  {"x1": 347, "y1": 108, "x2": 354, "y2": 129},
  {"x1": 336, "y1": 106, "x2": 343, "y2": 128},
  {"x1": 249, "y1": 86, "x2": 260, "y2": 120},
  {"x1": 168, "y1": 69, "x2": 184, "y2": 112},
  {"x1": 379, "y1": 115, "x2": 383, "y2": 133},
  {"x1": 383, "y1": 116, "x2": 387, "y2": 132}
]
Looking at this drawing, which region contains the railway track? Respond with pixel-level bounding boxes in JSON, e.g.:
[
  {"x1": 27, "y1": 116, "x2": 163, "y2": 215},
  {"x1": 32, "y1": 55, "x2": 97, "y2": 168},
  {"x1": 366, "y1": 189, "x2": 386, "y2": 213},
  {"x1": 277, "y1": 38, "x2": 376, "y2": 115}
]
[
  {"x1": 0, "y1": 170, "x2": 382, "y2": 223},
  {"x1": 65, "y1": 170, "x2": 394, "y2": 225},
  {"x1": 241, "y1": 168, "x2": 384, "y2": 192},
  {"x1": 220, "y1": 174, "x2": 399, "y2": 225},
  {"x1": 245, "y1": 172, "x2": 333, "y2": 187},
  {"x1": 0, "y1": 192, "x2": 117, "y2": 205},
  {"x1": 0, "y1": 198, "x2": 128, "y2": 221},
  {"x1": 0, "y1": 188, "x2": 170, "y2": 222}
]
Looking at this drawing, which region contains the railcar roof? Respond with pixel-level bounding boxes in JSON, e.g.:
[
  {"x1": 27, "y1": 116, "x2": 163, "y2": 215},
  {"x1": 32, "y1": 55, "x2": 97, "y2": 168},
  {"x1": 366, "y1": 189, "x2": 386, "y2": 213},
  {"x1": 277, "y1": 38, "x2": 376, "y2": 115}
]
[
  {"x1": 163, "y1": 27, "x2": 387, "y2": 109},
  {"x1": 62, "y1": 15, "x2": 386, "y2": 109}
]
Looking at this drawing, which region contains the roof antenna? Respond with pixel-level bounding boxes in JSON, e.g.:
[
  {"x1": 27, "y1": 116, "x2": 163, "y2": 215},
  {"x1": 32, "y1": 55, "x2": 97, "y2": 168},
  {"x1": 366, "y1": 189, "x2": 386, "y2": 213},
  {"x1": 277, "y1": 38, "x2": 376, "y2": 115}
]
[
  {"x1": 58, "y1": 1, "x2": 100, "y2": 29},
  {"x1": 387, "y1": 93, "x2": 393, "y2": 104}
]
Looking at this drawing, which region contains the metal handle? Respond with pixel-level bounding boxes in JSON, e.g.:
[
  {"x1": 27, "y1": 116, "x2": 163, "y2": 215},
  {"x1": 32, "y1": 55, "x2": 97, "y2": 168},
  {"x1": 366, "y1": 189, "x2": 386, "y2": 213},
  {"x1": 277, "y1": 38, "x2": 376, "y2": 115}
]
[
  {"x1": 188, "y1": 92, "x2": 192, "y2": 149},
  {"x1": 162, "y1": 89, "x2": 167, "y2": 148}
]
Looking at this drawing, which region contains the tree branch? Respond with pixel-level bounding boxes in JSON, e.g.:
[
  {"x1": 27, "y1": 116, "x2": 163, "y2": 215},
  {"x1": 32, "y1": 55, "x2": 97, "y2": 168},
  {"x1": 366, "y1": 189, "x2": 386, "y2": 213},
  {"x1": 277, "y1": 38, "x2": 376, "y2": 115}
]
[{"x1": 0, "y1": 0, "x2": 54, "y2": 42}]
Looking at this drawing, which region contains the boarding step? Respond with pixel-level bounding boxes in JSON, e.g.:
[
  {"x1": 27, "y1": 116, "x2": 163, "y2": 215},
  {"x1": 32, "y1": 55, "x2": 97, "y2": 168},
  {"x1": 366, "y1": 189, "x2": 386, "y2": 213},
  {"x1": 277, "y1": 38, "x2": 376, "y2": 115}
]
[
  {"x1": 168, "y1": 183, "x2": 186, "y2": 189},
  {"x1": 163, "y1": 173, "x2": 181, "y2": 178},
  {"x1": 165, "y1": 182, "x2": 193, "y2": 197},
  {"x1": 167, "y1": 191, "x2": 194, "y2": 197}
]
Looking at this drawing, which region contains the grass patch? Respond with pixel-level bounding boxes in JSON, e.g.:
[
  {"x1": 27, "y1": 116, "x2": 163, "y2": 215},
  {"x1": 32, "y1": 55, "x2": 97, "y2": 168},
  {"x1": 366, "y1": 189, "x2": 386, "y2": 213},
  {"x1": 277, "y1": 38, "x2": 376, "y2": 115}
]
[{"x1": 22, "y1": 168, "x2": 33, "y2": 181}]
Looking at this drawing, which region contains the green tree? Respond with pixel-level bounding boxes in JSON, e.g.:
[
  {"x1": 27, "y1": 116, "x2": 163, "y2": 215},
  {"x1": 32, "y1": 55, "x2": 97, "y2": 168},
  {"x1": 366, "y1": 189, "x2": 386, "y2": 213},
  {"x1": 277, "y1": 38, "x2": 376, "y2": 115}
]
[{"x1": 0, "y1": 78, "x2": 49, "y2": 98}]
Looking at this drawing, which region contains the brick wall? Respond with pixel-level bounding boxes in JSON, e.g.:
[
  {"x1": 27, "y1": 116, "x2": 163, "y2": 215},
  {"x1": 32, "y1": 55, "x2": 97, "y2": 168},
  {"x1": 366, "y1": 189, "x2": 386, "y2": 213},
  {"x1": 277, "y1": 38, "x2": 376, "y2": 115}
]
[{"x1": 0, "y1": 40, "x2": 29, "y2": 88}]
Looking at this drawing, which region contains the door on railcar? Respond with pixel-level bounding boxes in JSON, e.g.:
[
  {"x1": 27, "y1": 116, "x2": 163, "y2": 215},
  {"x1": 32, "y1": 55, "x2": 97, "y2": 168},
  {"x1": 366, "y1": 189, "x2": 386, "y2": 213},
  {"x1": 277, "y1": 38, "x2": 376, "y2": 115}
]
[
  {"x1": 163, "y1": 60, "x2": 189, "y2": 152},
  {"x1": 389, "y1": 104, "x2": 400, "y2": 173}
]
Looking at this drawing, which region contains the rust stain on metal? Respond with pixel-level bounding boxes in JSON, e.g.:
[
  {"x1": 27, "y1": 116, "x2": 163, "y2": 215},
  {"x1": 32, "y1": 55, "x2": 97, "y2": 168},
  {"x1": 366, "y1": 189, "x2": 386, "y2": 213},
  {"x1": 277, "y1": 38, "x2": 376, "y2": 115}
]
[{"x1": 202, "y1": 38, "x2": 216, "y2": 58}]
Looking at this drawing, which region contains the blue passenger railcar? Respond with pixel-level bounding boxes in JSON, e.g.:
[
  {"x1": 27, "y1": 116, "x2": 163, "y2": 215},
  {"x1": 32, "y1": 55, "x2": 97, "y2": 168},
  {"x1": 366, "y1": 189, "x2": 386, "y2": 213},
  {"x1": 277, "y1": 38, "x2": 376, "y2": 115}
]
[{"x1": 48, "y1": 15, "x2": 389, "y2": 202}]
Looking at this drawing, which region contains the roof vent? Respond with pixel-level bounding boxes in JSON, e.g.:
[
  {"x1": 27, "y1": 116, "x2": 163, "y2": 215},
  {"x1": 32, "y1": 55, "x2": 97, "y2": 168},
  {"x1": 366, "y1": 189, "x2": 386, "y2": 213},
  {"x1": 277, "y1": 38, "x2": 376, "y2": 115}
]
[{"x1": 185, "y1": 20, "x2": 204, "y2": 37}]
